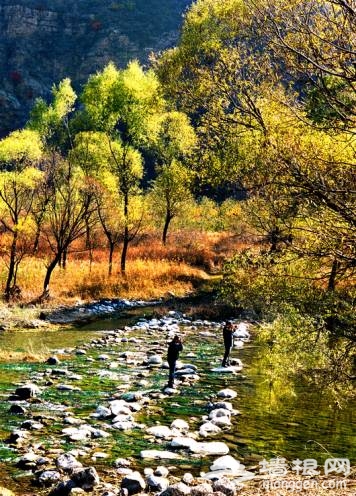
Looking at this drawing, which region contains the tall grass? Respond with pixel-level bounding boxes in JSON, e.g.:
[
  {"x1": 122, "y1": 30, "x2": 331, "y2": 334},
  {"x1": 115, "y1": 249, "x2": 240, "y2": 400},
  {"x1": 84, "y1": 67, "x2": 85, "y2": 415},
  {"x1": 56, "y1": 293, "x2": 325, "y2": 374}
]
[{"x1": 0, "y1": 230, "x2": 247, "y2": 304}]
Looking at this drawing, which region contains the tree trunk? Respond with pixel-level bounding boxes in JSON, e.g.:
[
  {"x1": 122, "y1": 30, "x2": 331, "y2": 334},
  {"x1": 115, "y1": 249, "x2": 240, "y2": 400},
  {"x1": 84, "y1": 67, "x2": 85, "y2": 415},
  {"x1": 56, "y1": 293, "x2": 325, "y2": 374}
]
[
  {"x1": 121, "y1": 227, "x2": 129, "y2": 274},
  {"x1": 4, "y1": 231, "x2": 18, "y2": 301},
  {"x1": 33, "y1": 225, "x2": 41, "y2": 254},
  {"x1": 108, "y1": 241, "x2": 114, "y2": 276},
  {"x1": 61, "y1": 249, "x2": 67, "y2": 269},
  {"x1": 326, "y1": 258, "x2": 339, "y2": 335},
  {"x1": 328, "y1": 258, "x2": 339, "y2": 292},
  {"x1": 85, "y1": 217, "x2": 93, "y2": 272},
  {"x1": 162, "y1": 211, "x2": 173, "y2": 245},
  {"x1": 121, "y1": 192, "x2": 129, "y2": 274},
  {"x1": 42, "y1": 254, "x2": 61, "y2": 298}
]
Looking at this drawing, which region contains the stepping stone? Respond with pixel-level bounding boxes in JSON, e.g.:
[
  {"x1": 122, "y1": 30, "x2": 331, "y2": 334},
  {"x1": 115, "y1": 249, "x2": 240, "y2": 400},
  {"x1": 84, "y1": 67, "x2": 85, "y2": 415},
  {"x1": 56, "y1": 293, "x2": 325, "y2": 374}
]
[
  {"x1": 210, "y1": 366, "x2": 242, "y2": 373},
  {"x1": 140, "y1": 450, "x2": 182, "y2": 460}
]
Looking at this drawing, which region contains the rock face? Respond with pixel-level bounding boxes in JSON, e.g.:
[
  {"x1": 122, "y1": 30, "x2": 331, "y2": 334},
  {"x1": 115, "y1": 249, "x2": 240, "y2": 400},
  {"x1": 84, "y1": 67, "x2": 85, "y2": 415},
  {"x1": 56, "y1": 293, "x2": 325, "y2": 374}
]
[{"x1": 0, "y1": 0, "x2": 192, "y2": 136}]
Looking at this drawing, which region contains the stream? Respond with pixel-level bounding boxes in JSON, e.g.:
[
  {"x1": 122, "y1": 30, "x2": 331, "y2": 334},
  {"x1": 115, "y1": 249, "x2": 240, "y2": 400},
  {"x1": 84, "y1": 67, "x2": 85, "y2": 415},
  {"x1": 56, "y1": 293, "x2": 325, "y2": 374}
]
[{"x1": 0, "y1": 306, "x2": 354, "y2": 494}]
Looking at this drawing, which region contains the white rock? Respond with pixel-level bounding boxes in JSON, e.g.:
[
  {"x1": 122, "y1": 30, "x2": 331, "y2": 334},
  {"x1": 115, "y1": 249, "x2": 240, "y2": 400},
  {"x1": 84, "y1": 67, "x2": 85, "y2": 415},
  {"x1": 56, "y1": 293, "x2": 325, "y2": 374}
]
[
  {"x1": 112, "y1": 421, "x2": 135, "y2": 431},
  {"x1": 217, "y1": 389, "x2": 237, "y2": 399},
  {"x1": 210, "y1": 416, "x2": 232, "y2": 427},
  {"x1": 155, "y1": 466, "x2": 169, "y2": 477},
  {"x1": 199, "y1": 422, "x2": 222, "y2": 437},
  {"x1": 182, "y1": 473, "x2": 194, "y2": 485},
  {"x1": 146, "y1": 475, "x2": 169, "y2": 492},
  {"x1": 189, "y1": 442, "x2": 229, "y2": 456},
  {"x1": 209, "y1": 409, "x2": 231, "y2": 420},
  {"x1": 148, "y1": 355, "x2": 163, "y2": 365},
  {"x1": 110, "y1": 400, "x2": 129, "y2": 415},
  {"x1": 98, "y1": 370, "x2": 119, "y2": 380},
  {"x1": 170, "y1": 419, "x2": 189, "y2": 431},
  {"x1": 98, "y1": 354, "x2": 110, "y2": 361},
  {"x1": 92, "y1": 406, "x2": 112, "y2": 419},
  {"x1": 140, "y1": 450, "x2": 182, "y2": 460},
  {"x1": 170, "y1": 437, "x2": 199, "y2": 450},
  {"x1": 146, "y1": 425, "x2": 173, "y2": 439},
  {"x1": 209, "y1": 401, "x2": 234, "y2": 411},
  {"x1": 191, "y1": 483, "x2": 214, "y2": 496},
  {"x1": 164, "y1": 482, "x2": 191, "y2": 496},
  {"x1": 56, "y1": 453, "x2": 83, "y2": 472},
  {"x1": 210, "y1": 366, "x2": 242, "y2": 373},
  {"x1": 210, "y1": 455, "x2": 243, "y2": 473},
  {"x1": 111, "y1": 405, "x2": 132, "y2": 416}
]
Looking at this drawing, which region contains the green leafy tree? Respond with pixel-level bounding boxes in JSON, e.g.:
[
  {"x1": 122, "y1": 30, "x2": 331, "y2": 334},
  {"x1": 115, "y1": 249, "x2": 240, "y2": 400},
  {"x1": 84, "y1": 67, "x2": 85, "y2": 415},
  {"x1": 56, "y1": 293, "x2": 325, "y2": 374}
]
[
  {"x1": 150, "y1": 111, "x2": 196, "y2": 244},
  {"x1": 28, "y1": 78, "x2": 77, "y2": 151},
  {"x1": 249, "y1": 0, "x2": 356, "y2": 131},
  {"x1": 81, "y1": 61, "x2": 161, "y2": 273},
  {"x1": 0, "y1": 130, "x2": 43, "y2": 300},
  {"x1": 150, "y1": 161, "x2": 194, "y2": 244}
]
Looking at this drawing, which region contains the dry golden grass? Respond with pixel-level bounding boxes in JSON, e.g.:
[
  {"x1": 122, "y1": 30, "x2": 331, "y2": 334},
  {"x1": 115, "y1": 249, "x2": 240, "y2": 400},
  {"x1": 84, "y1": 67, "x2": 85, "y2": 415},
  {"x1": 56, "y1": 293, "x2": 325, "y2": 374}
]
[
  {"x1": 0, "y1": 339, "x2": 49, "y2": 362},
  {"x1": 0, "y1": 230, "x2": 246, "y2": 305},
  {"x1": 0, "y1": 350, "x2": 48, "y2": 362},
  {"x1": 6, "y1": 257, "x2": 208, "y2": 304}
]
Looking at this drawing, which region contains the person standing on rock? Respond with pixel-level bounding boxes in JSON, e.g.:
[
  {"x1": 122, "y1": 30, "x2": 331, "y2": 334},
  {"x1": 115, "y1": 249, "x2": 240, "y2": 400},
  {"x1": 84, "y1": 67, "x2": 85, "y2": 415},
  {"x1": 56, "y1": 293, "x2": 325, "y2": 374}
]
[
  {"x1": 167, "y1": 335, "x2": 183, "y2": 388},
  {"x1": 222, "y1": 321, "x2": 234, "y2": 367}
]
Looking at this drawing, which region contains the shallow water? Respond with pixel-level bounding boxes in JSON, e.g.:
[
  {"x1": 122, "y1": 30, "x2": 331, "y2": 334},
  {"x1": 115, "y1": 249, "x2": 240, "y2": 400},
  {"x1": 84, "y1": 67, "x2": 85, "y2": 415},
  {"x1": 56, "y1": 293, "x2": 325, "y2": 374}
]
[{"x1": 0, "y1": 309, "x2": 354, "y2": 493}]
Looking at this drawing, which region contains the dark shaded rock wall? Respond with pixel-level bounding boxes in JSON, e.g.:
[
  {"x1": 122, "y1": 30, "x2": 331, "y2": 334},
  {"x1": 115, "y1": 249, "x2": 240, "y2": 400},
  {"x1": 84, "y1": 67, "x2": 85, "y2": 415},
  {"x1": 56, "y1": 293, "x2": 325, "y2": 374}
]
[{"x1": 0, "y1": 0, "x2": 190, "y2": 136}]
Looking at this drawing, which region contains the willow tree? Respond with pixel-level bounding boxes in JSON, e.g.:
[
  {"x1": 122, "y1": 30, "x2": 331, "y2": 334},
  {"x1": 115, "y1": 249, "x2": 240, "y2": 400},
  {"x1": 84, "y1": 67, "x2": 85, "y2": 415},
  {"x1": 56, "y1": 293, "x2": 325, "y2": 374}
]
[
  {"x1": 249, "y1": 0, "x2": 356, "y2": 131},
  {"x1": 39, "y1": 157, "x2": 97, "y2": 299},
  {"x1": 150, "y1": 111, "x2": 196, "y2": 244},
  {"x1": 0, "y1": 130, "x2": 43, "y2": 300},
  {"x1": 81, "y1": 61, "x2": 162, "y2": 273},
  {"x1": 157, "y1": 0, "x2": 356, "y2": 356}
]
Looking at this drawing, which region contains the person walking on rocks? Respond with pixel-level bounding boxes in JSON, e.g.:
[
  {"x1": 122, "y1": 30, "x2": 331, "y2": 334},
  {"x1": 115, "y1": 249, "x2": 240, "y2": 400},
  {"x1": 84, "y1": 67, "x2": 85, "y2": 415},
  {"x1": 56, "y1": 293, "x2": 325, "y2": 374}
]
[
  {"x1": 167, "y1": 335, "x2": 183, "y2": 388},
  {"x1": 222, "y1": 321, "x2": 234, "y2": 367}
]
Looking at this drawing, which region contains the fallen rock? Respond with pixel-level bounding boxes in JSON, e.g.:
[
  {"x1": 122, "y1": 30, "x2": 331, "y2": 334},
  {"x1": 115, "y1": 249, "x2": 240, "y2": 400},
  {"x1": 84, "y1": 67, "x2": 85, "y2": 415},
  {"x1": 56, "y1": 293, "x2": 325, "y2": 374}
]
[
  {"x1": 17, "y1": 451, "x2": 39, "y2": 469},
  {"x1": 56, "y1": 453, "x2": 83, "y2": 473},
  {"x1": 37, "y1": 470, "x2": 62, "y2": 487},
  {"x1": 210, "y1": 455, "x2": 243, "y2": 473},
  {"x1": 70, "y1": 467, "x2": 100, "y2": 490},
  {"x1": 47, "y1": 356, "x2": 60, "y2": 365},
  {"x1": 170, "y1": 419, "x2": 189, "y2": 431},
  {"x1": 199, "y1": 422, "x2": 222, "y2": 437},
  {"x1": 217, "y1": 389, "x2": 237, "y2": 399},
  {"x1": 147, "y1": 425, "x2": 173, "y2": 439},
  {"x1": 140, "y1": 450, "x2": 182, "y2": 460},
  {"x1": 189, "y1": 442, "x2": 229, "y2": 456},
  {"x1": 14, "y1": 384, "x2": 40, "y2": 400},
  {"x1": 170, "y1": 437, "x2": 198, "y2": 451},
  {"x1": 146, "y1": 475, "x2": 169, "y2": 492},
  {"x1": 182, "y1": 473, "x2": 194, "y2": 485},
  {"x1": 154, "y1": 466, "x2": 169, "y2": 477},
  {"x1": 212, "y1": 478, "x2": 237, "y2": 496},
  {"x1": 191, "y1": 483, "x2": 213, "y2": 496},
  {"x1": 161, "y1": 482, "x2": 191, "y2": 496},
  {"x1": 121, "y1": 471, "x2": 146, "y2": 495}
]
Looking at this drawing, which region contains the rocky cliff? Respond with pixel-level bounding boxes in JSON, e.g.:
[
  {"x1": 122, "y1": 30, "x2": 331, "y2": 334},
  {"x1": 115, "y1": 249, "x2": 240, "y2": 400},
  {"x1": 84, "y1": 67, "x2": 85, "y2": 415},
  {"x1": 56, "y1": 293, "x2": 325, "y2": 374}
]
[{"x1": 0, "y1": 0, "x2": 190, "y2": 136}]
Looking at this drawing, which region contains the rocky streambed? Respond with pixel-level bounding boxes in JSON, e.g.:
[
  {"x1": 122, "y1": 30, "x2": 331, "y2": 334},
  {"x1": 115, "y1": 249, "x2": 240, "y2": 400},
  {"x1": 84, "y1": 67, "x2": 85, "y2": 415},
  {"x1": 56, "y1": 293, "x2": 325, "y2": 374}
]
[
  {"x1": 0, "y1": 308, "x2": 354, "y2": 496},
  {"x1": 1, "y1": 312, "x2": 255, "y2": 496}
]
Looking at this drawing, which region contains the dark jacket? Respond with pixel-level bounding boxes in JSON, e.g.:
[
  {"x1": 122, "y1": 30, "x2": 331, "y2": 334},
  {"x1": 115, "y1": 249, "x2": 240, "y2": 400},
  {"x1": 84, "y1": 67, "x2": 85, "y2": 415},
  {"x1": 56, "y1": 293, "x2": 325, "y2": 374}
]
[
  {"x1": 167, "y1": 341, "x2": 183, "y2": 363},
  {"x1": 223, "y1": 326, "x2": 233, "y2": 349}
]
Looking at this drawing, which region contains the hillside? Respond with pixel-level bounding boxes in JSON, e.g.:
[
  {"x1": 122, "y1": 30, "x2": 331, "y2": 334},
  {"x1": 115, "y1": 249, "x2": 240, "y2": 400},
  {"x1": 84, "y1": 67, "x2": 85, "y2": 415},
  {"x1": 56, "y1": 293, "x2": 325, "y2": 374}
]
[{"x1": 0, "y1": 0, "x2": 191, "y2": 135}]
